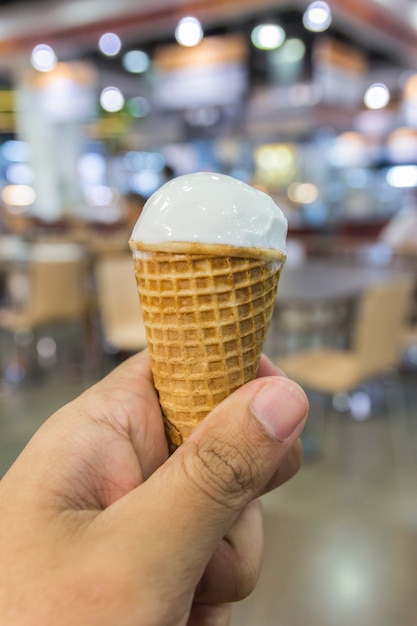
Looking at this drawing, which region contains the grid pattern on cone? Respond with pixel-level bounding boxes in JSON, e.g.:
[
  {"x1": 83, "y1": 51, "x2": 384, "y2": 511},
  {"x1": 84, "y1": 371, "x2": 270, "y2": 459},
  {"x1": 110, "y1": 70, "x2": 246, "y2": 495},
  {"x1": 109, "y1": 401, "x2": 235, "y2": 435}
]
[{"x1": 133, "y1": 251, "x2": 282, "y2": 449}]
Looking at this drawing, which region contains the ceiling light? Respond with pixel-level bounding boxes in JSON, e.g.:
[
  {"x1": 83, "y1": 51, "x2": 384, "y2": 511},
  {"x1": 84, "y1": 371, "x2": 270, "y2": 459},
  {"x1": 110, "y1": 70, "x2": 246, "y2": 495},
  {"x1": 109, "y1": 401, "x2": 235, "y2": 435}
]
[
  {"x1": 386, "y1": 165, "x2": 417, "y2": 188},
  {"x1": 6, "y1": 163, "x2": 34, "y2": 185},
  {"x1": 303, "y1": 2, "x2": 332, "y2": 32},
  {"x1": 122, "y1": 50, "x2": 150, "y2": 73},
  {"x1": 99, "y1": 32, "x2": 122, "y2": 56},
  {"x1": 100, "y1": 86, "x2": 125, "y2": 112},
  {"x1": 1, "y1": 184, "x2": 36, "y2": 207},
  {"x1": 288, "y1": 182, "x2": 319, "y2": 204},
  {"x1": 1, "y1": 140, "x2": 32, "y2": 162},
  {"x1": 175, "y1": 17, "x2": 203, "y2": 47},
  {"x1": 31, "y1": 44, "x2": 57, "y2": 72},
  {"x1": 251, "y1": 24, "x2": 286, "y2": 50},
  {"x1": 364, "y1": 83, "x2": 390, "y2": 109}
]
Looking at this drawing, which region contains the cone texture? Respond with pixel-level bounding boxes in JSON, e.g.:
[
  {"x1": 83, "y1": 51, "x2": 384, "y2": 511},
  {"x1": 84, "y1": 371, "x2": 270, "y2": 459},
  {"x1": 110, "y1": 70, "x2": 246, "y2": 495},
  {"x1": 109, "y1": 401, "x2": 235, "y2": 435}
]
[{"x1": 132, "y1": 244, "x2": 284, "y2": 452}]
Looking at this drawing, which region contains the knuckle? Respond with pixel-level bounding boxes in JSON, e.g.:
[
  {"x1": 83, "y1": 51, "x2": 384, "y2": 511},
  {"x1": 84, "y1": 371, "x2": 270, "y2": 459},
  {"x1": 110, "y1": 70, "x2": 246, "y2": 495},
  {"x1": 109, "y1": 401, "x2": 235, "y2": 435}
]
[{"x1": 183, "y1": 434, "x2": 257, "y2": 510}]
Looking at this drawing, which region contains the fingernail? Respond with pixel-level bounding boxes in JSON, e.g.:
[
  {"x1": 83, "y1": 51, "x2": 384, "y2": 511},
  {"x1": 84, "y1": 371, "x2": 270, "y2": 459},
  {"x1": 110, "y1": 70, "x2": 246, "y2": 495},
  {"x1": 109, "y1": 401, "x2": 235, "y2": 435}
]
[{"x1": 251, "y1": 379, "x2": 308, "y2": 442}]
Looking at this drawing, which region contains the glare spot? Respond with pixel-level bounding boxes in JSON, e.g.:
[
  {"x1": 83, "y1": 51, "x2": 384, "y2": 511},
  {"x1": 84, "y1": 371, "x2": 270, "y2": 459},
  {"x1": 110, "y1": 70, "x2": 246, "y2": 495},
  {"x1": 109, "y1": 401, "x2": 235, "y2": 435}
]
[
  {"x1": 288, "y1": 182, "x2": 319, "y2": 204},
  {"x1": 100, "y1": 86, "x2": 125, "y2": 112},
  {"x1": 175, "y1": 17, "x2": 203, "y2": 47},
  {"x1": 99, "y1": 32, "x2": 122, "y2": 56},
  {"x1": 1, "y1": 185, "x2": 36, "y2": 207},
  {"x1": 31, "y1": 44, "x2": 57, "y2": 72},
  {"x1": 386, "y1": 165, "x2": 417, "y2": 188},
  {"x1": 251, "y1": 23, "x2": 286, "y2": 50},
  {"x1": 364, "y1": 83, "x2": 390, "y2": 110},
  {"x1": 303, "y1": 2, "x2": 332, "y2": 32}
]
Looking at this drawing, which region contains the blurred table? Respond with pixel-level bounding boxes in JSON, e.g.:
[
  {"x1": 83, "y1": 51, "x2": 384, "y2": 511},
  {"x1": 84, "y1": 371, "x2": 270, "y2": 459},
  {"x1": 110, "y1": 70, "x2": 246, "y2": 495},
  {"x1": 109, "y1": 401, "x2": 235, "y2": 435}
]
[{"x1": 277, "y1": 261, "x2": 407, "y2": 305}]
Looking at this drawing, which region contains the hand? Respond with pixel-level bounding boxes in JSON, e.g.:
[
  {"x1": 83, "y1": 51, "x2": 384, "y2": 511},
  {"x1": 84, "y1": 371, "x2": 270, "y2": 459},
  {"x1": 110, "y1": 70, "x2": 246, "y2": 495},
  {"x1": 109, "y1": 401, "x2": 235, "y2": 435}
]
[{"x1": 0, "y1": 350, "x2": 308, "y2": 626}]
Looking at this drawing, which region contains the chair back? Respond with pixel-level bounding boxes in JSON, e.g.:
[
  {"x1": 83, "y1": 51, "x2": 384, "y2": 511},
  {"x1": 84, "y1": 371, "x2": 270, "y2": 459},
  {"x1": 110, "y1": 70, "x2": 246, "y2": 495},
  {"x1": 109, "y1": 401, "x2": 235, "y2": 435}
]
[
  {"x1": 353, "y1": 275, "x2": 415, "y2": 377},
  {"x1": 28, "y1": 258, "x2": 88, "y2": 324},
  {"x1": 94, "y1": 255, "x2": 147, "y2": 352}
]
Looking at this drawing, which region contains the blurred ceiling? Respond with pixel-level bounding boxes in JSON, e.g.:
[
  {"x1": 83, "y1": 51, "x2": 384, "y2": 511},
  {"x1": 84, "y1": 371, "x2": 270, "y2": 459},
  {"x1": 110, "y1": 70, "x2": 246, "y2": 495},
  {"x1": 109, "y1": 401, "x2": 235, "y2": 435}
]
[{"x1": 0, "y1": 0, "x2": 417, "y2": 71}]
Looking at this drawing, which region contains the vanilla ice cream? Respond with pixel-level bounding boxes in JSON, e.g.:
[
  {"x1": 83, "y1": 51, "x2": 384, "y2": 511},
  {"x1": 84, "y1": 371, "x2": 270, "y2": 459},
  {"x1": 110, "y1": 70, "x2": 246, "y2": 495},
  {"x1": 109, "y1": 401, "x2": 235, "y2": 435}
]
[{"x1": 130, "y1": 172, "x2": 287, "y2": 252}]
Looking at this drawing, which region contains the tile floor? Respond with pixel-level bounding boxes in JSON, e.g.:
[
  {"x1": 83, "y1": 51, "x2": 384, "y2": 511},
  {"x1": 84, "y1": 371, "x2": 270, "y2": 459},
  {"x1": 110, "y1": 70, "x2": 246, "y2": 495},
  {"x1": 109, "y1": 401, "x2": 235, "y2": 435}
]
[{"x1": 1, "y1": 342, "x2": 416, "y2": 625}]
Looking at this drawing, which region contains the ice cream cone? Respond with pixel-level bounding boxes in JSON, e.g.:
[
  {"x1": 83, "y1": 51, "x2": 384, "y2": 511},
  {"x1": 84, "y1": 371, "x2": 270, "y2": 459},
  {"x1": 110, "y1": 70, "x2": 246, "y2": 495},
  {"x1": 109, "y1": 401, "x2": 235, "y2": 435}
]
[{"x1": 130, "y1": 241, "x2": 285, "y2": 452}]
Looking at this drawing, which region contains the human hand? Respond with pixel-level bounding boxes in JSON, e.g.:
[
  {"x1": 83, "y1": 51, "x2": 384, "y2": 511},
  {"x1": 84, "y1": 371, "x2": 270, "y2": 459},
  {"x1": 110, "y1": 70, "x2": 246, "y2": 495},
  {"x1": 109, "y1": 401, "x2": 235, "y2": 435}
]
[{"x1": 0, "y1": 350, "x2": 308, "y2": 626}]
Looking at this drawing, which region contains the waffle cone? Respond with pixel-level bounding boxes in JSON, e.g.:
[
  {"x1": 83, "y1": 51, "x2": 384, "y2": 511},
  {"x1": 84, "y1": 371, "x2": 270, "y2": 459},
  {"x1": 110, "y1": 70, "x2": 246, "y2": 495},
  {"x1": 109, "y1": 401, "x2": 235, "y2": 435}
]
[{"x1": 130, "y1": 241, "x2": 285, "y2": 452}]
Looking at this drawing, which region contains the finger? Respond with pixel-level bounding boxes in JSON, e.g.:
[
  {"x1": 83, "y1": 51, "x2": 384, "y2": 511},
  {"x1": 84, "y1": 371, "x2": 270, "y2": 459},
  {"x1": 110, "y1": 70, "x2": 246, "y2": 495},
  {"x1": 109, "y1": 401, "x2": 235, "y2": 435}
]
[
  {"x1": 257, "y1": 353, "x2": 287, "y2": 378},
  {"x1": 195, "y1": 500, "x2": 263, "y2": 604},
  {"x1": 86, "y1": 349, "x2": 168, "y2": 478},
  {"x1": 100, "y1": 375, "x2": 309, "y2": 598},
  {"x1": 192, "y1": 442, "x2": 302, "y2": 607},
  {"x1": 4, "y1": 350, "x2": 167, "y2": 512},
  {"x1": 262, "y1": 438, "x2": 303, "y2": 495},
  {"x1": 191, "y1": 441, "x2": 302, "y2": 609},
  {"x1": 187, "y1": 603, "x2": 232, "y2": 626}
]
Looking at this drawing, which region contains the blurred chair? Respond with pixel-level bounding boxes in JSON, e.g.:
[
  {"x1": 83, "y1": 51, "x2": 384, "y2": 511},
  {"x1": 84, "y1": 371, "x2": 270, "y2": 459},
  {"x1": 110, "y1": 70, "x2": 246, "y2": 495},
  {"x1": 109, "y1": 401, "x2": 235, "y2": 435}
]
[
  {"x1": 94, "y1": 255, "x2": 147, "y2": 354},
  {"x1": 0, "y1": 244, "x2": 90, "y2": 382},
  {"x1": 402, "y1": 282, "x2": 417, "y2": 366},
  {"x1": 276, "y1": 276, "x2": 415, "y2": 411}
]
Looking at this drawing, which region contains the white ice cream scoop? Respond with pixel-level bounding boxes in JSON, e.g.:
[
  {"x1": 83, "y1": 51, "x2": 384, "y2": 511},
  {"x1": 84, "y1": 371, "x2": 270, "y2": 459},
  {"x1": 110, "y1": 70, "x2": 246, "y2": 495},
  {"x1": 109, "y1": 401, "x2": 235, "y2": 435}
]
[{"x1": 130, "y1": 172, "x2": 288, "y2": 253}]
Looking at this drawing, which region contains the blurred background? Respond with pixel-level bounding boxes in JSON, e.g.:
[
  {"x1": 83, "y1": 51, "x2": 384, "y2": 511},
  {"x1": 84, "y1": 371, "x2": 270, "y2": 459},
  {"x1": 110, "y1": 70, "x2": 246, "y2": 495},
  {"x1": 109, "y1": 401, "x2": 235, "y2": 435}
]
[{"x1": 0, "y1": 1, "x2": 416, "y2": 624}]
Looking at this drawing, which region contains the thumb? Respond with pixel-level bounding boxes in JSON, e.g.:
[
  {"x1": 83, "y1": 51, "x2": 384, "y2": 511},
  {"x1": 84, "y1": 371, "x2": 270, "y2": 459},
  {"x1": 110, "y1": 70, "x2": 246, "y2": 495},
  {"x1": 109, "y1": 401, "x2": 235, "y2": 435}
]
[{"x1": 101, "y1": 375, "x2": 308, "y2": 596}]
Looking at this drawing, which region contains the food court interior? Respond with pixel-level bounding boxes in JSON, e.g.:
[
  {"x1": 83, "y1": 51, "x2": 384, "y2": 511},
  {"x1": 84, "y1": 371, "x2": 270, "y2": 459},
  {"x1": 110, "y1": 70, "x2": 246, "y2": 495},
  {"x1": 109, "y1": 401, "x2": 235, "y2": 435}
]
[{"x1": 0, "y1": 0, "x2": 417, "y2": 624}]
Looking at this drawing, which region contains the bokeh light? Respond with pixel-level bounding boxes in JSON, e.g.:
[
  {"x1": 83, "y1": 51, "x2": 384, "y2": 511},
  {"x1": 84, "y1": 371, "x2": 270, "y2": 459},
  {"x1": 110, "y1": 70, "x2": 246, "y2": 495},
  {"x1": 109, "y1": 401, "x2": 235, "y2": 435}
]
[
  {"x1": 279, "y1": 38, "x2": 306, "y2": 63},
  {"x1": 1, "y1": 140, "x2": 32, "y2": 162},
  {"x1": 30, "y1": 44, "x2": 57, "y2": 72},
  {"x1": 303, "y1": 2, "x2": 332, "y2": 32},
  {"x1": 255, "y1": 143, "x2": 297, "y2": 186},
  {"x1": 364, "y1": 83, "x2": 390, "y2": 109},
  {"x1": 1, "y1": 184, "x2": 36, "y2": 206},
  {"x1": 122, "y1": 50, "x2": 150, "y2": 73},
  {"x1": 251, "y1": 24, "x2": 286, "y2": 50},
  {"x1": 175, "y1": 17, "x2": 203, "y2": 47},
  {"x1": 100, "y1": 86, "x2": 125, "y2": 112},
  {"x1": 386, "y1": 164, "x2": 417, "y2": 188},
  {"x1": 288, "y1": 182, "x2": 319, "y2": 204},
  {"x1": 6, "y1": 163, "x2": 35, "y2": 185},
  {"x1": 99, "y1": 32, "x2": 122, "y2": 56},
  {"x1": 127, "y1": 96, "x2": 151, "y2": 118}
]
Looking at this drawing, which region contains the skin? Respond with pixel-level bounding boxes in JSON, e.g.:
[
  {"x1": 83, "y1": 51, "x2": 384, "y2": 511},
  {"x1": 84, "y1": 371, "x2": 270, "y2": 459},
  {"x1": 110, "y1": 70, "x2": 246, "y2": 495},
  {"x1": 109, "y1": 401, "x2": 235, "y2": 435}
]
[{"x1": 0, "y1": 350, "x2": 308, "y2": 626}]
